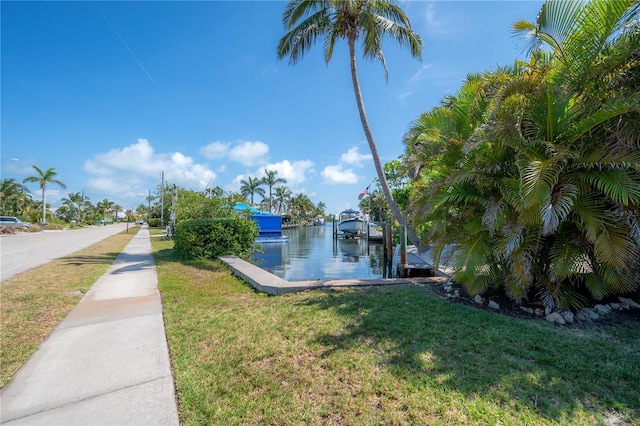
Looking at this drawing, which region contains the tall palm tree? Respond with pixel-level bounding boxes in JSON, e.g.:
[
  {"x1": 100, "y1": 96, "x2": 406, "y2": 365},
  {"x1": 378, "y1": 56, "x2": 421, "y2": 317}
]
[
  {"x1": 23, "y1": 166, "x2": 66, "y2": 226},
  {"x1": 278, "y1": 0, "x2": 424, "y2": 248},
  {"x1": 262, "y1": 169, "x2": 287, "y2": 213},
  {"x1": 239, "y1": 176, "x2": 266, "y2": 205}
]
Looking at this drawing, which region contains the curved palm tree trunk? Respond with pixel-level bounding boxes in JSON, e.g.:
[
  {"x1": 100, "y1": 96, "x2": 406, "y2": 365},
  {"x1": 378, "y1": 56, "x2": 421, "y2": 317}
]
[{"x1": 347, "y1": 38, "x2": 423, "y2": 250}]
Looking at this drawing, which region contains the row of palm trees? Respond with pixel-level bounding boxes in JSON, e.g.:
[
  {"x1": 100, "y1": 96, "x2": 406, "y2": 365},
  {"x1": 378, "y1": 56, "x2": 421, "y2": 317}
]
[
  {"x1": 1, "y1": 166, "x2": 126, "y2": 226},
  {"x1": 237, "y1": 169, "x2": 326, "y2": 221}
]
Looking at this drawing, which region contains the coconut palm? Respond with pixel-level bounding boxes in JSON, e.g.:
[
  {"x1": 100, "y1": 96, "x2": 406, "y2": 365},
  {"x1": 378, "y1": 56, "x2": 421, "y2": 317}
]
[
  {"x1": 239, "y1": 176, "x2": 266, "y2": 205},
  {"x1": 261, "y1": 169, "x2": 287, "y2": 213},
  {"x1": 290, "y1": 193, "x2": 315, "y2": 223},
  {"x1": 23, "y1": 166, "x2": 66, "y2": 226},
  {"x1": 96, "y1": 199, "x2": 115, "y2": 223},
  {"x1": 277, "y1": 0, "x2": 424, "y2": 248},
  {"x1": 273, "y1": 186, "x2": 292, "y2": 214}
]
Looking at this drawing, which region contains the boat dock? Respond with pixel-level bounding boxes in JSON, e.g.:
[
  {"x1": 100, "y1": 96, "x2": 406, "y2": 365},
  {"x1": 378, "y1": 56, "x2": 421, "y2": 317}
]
[{"x1": 219, "y1": 255, "x2": 446, "y2": 296}]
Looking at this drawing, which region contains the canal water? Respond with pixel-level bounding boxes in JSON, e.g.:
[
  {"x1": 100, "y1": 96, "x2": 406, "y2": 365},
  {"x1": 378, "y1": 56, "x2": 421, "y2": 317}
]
[{"x1": 250, "y1": 224, "x2": 391, "y2": 281}]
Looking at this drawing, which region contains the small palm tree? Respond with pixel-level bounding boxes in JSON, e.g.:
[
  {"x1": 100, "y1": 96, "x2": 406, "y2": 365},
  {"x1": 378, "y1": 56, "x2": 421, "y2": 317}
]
[
  {"x1": 1, "y1": 178, "x2": 31, "y2": 216},
  {"x1": 262, "y1": 169, "x2": 287, "y2": 213},
  {"x1": 96, "y1": 198, "x2": 115, "y2": 223},
  {"x1": 239, "y1": 176, "x2": 266, "y2": 205},
  {"x1": 273, "y1": 186, "x2": 292, "y2": 214},
  {"x1": 23, "y1": 166, "x2": 66, "y2": 226},
  {"x1": 278, "y1": 0, "x2": 424, "y2": 248}
]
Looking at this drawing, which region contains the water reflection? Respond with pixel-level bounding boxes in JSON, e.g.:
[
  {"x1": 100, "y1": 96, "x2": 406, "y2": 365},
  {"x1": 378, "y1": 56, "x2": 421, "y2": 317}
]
[{"x1": 251, "y1": 224, "x2": 389, "y2": 281}]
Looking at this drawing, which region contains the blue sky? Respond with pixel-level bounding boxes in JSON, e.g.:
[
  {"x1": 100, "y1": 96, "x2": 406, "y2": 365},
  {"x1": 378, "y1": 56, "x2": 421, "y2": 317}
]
[{"x1": 1, "y1": 1, "x2": 543, "y2": 215}]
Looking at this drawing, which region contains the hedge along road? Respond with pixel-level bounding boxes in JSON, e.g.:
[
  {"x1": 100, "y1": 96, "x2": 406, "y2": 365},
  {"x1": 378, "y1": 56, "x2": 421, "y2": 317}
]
[{"x1": 0, "y1": 223, "x2": 130, "y2": 283}]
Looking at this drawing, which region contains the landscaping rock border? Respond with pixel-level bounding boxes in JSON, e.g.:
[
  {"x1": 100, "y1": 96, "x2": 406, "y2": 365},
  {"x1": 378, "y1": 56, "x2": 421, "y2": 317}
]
[{"x1": 432, "y1": 277, "x2": 640, "y2": 326}]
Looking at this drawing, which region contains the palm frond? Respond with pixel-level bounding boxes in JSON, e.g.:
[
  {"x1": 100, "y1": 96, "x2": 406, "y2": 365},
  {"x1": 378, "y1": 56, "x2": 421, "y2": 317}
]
[
  {"x1": 540, "y1": 183, "x2": 578, "y2": 235},
  {"x1": 505, "y1": 250, "x2": 534, "y2": 301},
  {"x1": 594, "y1": 222, "x2": 639, "y2": 269},
  {"x1": 520, "y1": 158, "x2": 559, "y2": 207},
  {"x1": 576, "y1": 169, "x2": 640, "y2": 206}
]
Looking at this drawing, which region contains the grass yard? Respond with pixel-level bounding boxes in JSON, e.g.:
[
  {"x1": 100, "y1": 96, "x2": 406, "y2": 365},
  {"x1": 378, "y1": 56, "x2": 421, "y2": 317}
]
[
  {"x1": 152, "y1": 235, "x2": 639, "y2": 425},
  {"x1": 0, "y1": 228, "x2": 137, "y2": 387}
]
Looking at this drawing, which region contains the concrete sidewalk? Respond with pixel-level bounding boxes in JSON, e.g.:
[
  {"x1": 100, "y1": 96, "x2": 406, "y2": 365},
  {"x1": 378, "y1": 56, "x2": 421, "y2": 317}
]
[{"x1": 1, "y1": 226, "x2": 179, "y2": 425}]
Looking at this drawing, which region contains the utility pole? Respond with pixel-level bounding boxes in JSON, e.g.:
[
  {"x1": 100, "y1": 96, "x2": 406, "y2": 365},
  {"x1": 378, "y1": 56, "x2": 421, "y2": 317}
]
[
  {"x1": 148, "y1": 189, "x2": 151, "y2": 223},
  {"x1": 170, "y1": 183, "x2": 177, "y2": 236},
  {"x1": 161, "y1": 171, "x2": 164, "y2": 228}
]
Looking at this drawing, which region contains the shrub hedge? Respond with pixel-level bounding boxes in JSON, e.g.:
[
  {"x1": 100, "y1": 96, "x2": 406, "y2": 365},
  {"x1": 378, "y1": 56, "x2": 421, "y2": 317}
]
[{"x1": 173, "y1": 217, "x2": 258, "y2": 259}]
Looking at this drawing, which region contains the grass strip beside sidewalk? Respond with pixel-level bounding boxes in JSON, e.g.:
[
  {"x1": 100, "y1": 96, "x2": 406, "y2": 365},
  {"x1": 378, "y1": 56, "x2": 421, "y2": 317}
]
[
  {"x1": 0, "y1": 228, "x2": 138, "y2": 387},
  {"x1": 152, "y1": 236, "x2": 640, "y2": 426}
]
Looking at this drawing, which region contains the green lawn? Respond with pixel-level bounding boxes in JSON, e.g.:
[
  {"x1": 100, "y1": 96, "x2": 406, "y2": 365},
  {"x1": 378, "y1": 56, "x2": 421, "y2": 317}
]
[{"x1": 151, "y1": 236, "x2": 640, "y2": 426}]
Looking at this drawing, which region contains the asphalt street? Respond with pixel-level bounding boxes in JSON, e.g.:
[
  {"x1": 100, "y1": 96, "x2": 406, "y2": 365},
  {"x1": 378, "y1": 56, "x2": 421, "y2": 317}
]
[{"x1": 0, "y1": 223, "x2": 130, "y2": 282}]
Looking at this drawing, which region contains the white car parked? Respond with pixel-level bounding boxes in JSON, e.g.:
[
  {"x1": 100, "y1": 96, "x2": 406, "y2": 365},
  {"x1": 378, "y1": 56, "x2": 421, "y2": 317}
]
[{"x1": 0, "y1": 216, "x2": 31, "y2": 230}]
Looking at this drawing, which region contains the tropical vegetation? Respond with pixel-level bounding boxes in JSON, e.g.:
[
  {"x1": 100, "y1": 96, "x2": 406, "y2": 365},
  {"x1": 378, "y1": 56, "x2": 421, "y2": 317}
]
[{"x1": 402, "y1": 0, "x2": 640, "y2": 310}]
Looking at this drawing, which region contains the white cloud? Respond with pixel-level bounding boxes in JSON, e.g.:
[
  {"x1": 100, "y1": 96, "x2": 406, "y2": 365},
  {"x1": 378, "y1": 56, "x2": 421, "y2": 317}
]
[
  {"x1": 201, "y1": 139, "x2": 270, "y2": 167},
  {"x1": 320, "y1": 146, "x2": 369, "y2": 184},
  {"x1": 340, "y1": 147, "x2": 371, "y2": 166},
  {"x1": 229, "y1": 140, "x2": 269, "y2": 166},
  {"x1": 256, "y1": 160, "x2": 315, "y2": 187},
  {"x1": 424, "y1": 3, "x2": 442, "y2": 34},
  {"x1": 84, "y1": 138, "x2": 217, "y2": 197},
  {"x1": 398, "y1": 64, "x2": 432, "y2": 103},
  {"x1": 321, "y1": 165, "x2": 359, "y2": 184},
  {"x1": 200, "y1": 141, "x2": 229, "y2": 159}
]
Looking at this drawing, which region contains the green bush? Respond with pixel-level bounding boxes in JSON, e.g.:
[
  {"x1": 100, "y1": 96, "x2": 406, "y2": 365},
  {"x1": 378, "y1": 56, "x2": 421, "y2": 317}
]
[
  {"x1": 148, "y1": 218, "x2": 161, "y2": 228},
  {"x1": 173, "y1": 218, "x2": 258, "y2": 259}
]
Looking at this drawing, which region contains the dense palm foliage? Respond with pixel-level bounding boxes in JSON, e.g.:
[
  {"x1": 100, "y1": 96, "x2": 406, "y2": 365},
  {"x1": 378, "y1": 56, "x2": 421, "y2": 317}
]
[
  {"x1": 57, "y1": 192, "x2": 92, "y2": 224},
  {"x1": 404, "y1": 0, "x2": 639, "y2": 310},
  {"x1": 277, "y1": 0, "x2": 424, "y2": 248},
  {"x1": 0, "y1": 179, "x2": 32, "y2": 217},
  {"x1": 95, "y1": 198, "x2": 115, "y2": 222}
]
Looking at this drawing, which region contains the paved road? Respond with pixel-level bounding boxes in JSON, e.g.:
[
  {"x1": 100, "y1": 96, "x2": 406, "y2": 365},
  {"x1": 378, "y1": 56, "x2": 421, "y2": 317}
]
[{"x1": 0, "y1": 223, "x2": 130, "y2": 282}]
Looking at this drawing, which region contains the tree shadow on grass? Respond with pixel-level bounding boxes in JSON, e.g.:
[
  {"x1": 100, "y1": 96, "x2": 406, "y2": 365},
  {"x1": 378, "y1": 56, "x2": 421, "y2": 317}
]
[
  {"x1": 151, "y1": 248, "x2": 228, "y2": 274},
  {"x1": 62, "y1": 253, "x2": 121, "y2": 266},
  {"x1": 297, "y1": 285, "x2": 640, "y2": 424}
]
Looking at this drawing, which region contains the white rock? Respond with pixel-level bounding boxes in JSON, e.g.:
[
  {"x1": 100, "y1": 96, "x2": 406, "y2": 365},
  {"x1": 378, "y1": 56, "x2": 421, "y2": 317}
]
[
  {"x1": 488, "y1": 300, "x2": 500, "y2": 310},
  {"x1": 474, "y1": 295, "x2": 484, "y2": 305},
  {"x1": 534, "y1": 308, "x2": 545, "y2": 316},
  {"x1": 577, "y1": 308, "x2": 599, "y2": 321},
  {"x1": 593, "y1": 304, "x2": 612, "y2": 315},
  {"x1": 546, "y1": 312, "x2": 566, "y2": 325},
  {"x1": 560, "y1": 311, "x2": 574, "y2": 324},
  {"x1": 619, "y1": 297, "x2": 640, "y2": 309},
  {"x1": 519, "y1": 306, "x2": 534, "y2": 315},
  {"x1": 609, "y1": 303, "x2": 621, "y2": 310}
]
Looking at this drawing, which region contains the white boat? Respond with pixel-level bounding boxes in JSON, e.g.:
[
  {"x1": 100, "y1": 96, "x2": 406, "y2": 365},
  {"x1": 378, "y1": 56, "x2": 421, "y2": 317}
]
[
  {"x1": 338, "y1": 209, "x2": 366, "y2": 238},
  {"x1": 313, "y1": 215, "x2": 325, "y2": 226}
]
